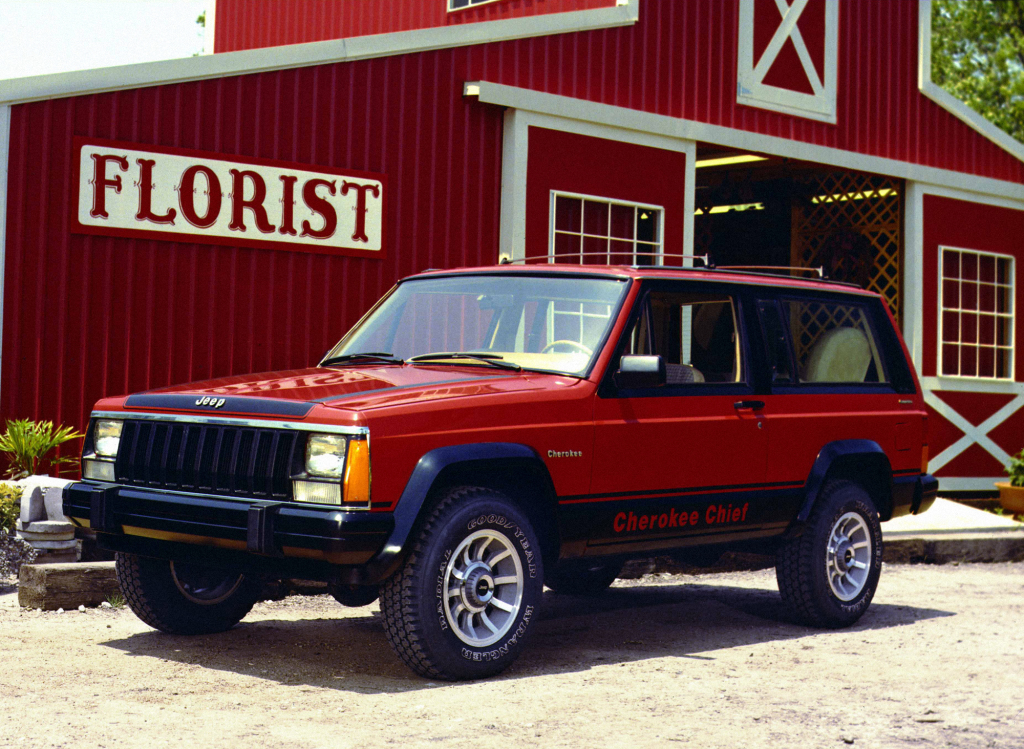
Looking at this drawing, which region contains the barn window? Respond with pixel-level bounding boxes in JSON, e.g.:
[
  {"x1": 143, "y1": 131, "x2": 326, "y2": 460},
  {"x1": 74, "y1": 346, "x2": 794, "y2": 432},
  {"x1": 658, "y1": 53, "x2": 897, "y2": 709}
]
[
  {"x1": 939, "y1": 247, "x2": 1015, "y2": 379},
  {"x1": 549, "y1": 191, "x2": 663, "y2": 266}
]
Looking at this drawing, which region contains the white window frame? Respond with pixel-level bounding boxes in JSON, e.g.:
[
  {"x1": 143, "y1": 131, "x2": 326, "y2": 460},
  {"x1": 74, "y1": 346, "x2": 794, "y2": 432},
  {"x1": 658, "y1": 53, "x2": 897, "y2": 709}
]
[
  {"x1": 448, "y1": 0, "x2": 504, "y2": 12},
  {"x1": 548, "y1": 190, "x2": 664, "y2": 266},
  {"x1": 736, "y1": 0, "x2": 839, "y2": 124},
  {"x1": 937, "y1": 245, "x2": 1016, "y2": 381}
]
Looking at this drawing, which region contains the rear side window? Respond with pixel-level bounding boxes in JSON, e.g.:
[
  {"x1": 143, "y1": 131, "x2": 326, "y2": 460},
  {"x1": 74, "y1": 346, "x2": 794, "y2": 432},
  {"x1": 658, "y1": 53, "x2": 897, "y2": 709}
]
[{"x1": 767, "y1": 298, "x2": 888, "y2": 385}]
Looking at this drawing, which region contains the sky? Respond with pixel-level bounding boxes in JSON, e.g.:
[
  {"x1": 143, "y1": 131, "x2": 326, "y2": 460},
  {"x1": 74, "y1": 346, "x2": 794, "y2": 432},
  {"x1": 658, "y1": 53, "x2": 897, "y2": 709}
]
[{"x1": 0, "y1": 0, "x2": 208, "y2": 80}]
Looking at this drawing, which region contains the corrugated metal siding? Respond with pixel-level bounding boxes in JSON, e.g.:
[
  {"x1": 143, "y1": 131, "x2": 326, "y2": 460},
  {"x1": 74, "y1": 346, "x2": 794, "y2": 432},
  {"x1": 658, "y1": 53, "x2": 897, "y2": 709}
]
[
  {"x1": 2, "y1": 56, "x2": 504, "y2": 430},
  {"x1": 5, "y1": 0, "x2": 1024, "y2": 437},
  {"x1": 214, "y1": 0, "x2": 616, "y2": 52}
]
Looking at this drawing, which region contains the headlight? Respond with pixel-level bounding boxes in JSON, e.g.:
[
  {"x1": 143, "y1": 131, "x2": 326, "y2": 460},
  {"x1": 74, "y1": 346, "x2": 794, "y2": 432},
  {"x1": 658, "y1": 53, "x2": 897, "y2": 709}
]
[
  {"x1": 305, "y1": 433, "x2": 347, "y2": 478},
  {"x1": 94, "y1": 419, "x2": 123, "y2": 458}
]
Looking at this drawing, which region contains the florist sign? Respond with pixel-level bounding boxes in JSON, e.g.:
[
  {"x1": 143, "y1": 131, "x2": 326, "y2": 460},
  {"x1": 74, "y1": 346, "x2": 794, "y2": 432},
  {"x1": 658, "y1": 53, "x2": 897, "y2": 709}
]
[{"x1": 72, "y1": 137, "x2": 385, "y2": 257}]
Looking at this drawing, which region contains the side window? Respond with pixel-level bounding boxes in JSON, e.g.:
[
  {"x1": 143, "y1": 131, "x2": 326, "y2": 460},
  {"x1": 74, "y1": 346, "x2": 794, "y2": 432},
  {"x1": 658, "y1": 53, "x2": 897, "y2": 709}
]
[
  {"x1": 623, "y1": 291, "x2": 742, "y2": 384},
  {"x1": 781, "y1": 298, "x2": 887, "y2": 384}
]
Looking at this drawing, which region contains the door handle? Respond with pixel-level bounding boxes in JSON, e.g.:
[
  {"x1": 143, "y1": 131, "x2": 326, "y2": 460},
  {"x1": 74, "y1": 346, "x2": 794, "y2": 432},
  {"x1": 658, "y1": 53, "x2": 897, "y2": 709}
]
[{"x1": 733, "y1": 400, "x2": 765, "y2": 410}]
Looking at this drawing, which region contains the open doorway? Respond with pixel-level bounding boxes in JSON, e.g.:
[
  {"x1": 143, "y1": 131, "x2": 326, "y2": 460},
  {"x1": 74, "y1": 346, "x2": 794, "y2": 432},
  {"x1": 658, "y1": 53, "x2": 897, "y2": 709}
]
[{"x1": 693, "y1": 146, "x2": 904, "y2": 321}]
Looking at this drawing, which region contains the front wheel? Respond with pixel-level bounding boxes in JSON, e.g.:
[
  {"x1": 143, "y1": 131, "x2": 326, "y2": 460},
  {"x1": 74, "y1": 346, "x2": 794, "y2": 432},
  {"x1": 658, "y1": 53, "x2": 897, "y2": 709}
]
[
  {"x1": 115, "y1": 552, "x2": 262, "y2": 635},
  {"x1": 380, "y1": 487, "x2": 544, "y2": 680},
  {"x1": 775, "y1": 480, "x2": 883, "y2": 628}
]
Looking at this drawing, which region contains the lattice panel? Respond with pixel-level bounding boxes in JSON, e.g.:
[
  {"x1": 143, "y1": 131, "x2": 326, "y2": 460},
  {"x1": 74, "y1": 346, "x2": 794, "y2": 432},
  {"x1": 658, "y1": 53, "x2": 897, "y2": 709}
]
[{"x1": 791, "y1": 172, "x2": 903, "y2": 321}]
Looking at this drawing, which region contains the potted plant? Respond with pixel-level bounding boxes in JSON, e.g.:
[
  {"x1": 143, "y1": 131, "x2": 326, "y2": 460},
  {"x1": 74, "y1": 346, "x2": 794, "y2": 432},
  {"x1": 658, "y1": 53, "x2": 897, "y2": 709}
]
[
  {"x1": 0, "y1": 419, "x2": 84, "y2": 480},
  {"x1": 996, "y1": 448, "x2": 1024, "y2": 515}
]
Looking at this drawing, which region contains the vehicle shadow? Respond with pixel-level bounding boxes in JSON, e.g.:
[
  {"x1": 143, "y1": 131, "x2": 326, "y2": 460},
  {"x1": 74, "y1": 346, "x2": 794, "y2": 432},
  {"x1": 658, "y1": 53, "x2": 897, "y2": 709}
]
[{"x1": 101, "y1": 579, "x2": 954, "y2": 693}]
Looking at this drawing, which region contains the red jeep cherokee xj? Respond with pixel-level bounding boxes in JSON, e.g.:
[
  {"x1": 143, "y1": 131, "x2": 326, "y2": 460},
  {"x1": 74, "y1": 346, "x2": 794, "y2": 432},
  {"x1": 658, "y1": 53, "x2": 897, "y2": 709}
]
[{"x1": 64, "y1": 264, "x2": 937, "y2": 680}]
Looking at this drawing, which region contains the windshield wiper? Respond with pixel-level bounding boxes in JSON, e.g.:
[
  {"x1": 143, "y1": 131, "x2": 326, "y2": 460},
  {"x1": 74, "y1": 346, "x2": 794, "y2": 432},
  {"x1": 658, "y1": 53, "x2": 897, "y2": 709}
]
[
  {"x1": 408, "y1": 352, "x2": 522, "y2": 372},
  {"x1": 320, "y1": 352, "x2": 404, "y2": 367}
]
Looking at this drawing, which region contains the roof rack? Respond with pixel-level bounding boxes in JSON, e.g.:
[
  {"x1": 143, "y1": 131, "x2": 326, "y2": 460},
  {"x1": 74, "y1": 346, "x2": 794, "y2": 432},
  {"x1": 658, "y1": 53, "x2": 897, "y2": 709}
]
[
  {"x1": 717, "y1": 265, "x2": 826, "y2": 279},
  {"x1": 492, "y1": 254, "x2": 861, "y2": 288},
  {"x1": 500, "y1": 252, "x2": 713, "y2": 267}
]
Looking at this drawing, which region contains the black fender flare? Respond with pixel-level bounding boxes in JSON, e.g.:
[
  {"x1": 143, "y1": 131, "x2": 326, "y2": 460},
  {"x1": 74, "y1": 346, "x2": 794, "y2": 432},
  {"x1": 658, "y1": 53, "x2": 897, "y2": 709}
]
[
  {"x1": 346, "y1": 442, "x2": 550, "y2": 585},
  {"x1": 793, "y1": 439, "x2": 893, "y2": 530}
]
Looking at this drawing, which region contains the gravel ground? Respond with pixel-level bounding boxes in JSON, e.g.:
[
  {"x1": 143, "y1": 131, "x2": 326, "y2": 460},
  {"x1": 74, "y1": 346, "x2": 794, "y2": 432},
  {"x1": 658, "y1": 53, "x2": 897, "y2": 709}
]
[{"x1": 1, "y1": 562, "x2": 1022, "y2": 749}]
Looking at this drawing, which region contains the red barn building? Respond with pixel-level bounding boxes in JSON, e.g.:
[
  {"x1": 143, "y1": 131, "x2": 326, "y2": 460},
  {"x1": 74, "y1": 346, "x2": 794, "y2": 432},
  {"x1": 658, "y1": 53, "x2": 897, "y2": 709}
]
[{"x1": 1, "y1": 0, "x2": 1022, "y2": 492}]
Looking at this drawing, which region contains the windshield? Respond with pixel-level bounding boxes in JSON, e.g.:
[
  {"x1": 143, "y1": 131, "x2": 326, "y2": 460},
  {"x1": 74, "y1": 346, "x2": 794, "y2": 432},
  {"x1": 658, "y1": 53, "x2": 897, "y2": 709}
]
[{"x1": 324, "y1": 274, "x2": 629, "y2": 376}]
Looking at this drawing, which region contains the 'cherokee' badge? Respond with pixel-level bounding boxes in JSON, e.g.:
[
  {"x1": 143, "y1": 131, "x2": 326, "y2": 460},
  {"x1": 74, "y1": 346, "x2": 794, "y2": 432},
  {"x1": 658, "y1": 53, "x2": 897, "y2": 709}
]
[{"x1": 195, "y1": 396, "x2": 226, "y2": 408}]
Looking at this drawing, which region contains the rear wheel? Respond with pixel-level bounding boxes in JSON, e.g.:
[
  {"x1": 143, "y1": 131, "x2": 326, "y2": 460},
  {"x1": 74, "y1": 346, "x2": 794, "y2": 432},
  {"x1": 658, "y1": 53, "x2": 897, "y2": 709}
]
[
  {"x1": 115, "y1": 552, "x2": 261, "y2": 635},
  {"x1": 775, "y1": 480, "x2": 882, "y2": 628},
  {"x1": 545, "y1": 560, "x2": 622, "y2": 595},
  {"x1": 380, "y1": 486, "x2": 543, "y2": 680}
]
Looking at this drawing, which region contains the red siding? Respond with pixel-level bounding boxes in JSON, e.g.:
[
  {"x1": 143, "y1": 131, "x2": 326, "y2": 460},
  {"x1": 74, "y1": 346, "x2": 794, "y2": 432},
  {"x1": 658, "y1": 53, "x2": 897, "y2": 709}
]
[
  {"x1": 6, "y1": 0, "x2": 1024, "y2": 441},
  {"x1": 3, "y1": 59, "x2": 504, "y2": 430},
  {"x1": 214, "y1": 0, "x2": 617, "y2": 52}
]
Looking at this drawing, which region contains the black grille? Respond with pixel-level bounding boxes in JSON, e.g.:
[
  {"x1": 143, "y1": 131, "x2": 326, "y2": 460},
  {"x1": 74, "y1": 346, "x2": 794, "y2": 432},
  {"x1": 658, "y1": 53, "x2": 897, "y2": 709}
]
[{"x1": 114, "y1": 420, "x2": 304, "y2": 500}]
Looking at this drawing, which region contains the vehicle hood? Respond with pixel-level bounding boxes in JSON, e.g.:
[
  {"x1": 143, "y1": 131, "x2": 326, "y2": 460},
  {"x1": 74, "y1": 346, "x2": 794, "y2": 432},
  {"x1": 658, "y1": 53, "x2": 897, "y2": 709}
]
[{"x1": 117, "y1": 365, "x2": 553, "y2": 417}]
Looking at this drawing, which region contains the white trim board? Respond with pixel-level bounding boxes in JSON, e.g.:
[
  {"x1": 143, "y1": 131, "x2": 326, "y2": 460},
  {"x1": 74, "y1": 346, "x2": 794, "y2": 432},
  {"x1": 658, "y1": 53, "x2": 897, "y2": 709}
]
[
  {"x1": 468, "y1": 81, "x2": 1024, "y2": 203},
  {"x1": 937, "y1": 477, "x2": 1006, "y2": 492},
  {"x1": 917, "y1": 0, "x2": 1024, "y2": 164},
  {"x1": 0, "y1": 1, "x2": 639, "y2": 106},
  {"x1": 0, "y1": 104, "x2": 9, "y2": 404}
]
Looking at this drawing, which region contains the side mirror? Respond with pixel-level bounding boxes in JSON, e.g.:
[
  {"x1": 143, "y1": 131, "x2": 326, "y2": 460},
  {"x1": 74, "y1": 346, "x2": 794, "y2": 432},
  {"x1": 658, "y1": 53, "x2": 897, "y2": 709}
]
[{"x1": 614, "y1": 355, "x2": 666, "y2": 389}]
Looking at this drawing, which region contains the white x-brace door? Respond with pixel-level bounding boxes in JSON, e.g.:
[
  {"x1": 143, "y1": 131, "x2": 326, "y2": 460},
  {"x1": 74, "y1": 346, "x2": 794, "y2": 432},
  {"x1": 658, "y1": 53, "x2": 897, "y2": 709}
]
[{"x1": 737, "y1": 0, "x2": 839, "y2": 123}]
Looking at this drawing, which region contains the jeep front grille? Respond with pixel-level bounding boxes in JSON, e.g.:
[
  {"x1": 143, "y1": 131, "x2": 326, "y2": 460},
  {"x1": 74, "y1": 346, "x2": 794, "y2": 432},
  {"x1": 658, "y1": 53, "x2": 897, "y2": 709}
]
[{"x1": 114, "y1": 420, "x2": 303, "y2": 500}]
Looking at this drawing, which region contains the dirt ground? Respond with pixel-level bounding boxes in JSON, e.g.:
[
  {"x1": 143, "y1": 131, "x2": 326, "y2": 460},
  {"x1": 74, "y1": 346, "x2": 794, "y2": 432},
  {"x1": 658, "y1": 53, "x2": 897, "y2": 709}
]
[{"x1": 1, "y1": 562, "x2": 1022, "y2": 749}]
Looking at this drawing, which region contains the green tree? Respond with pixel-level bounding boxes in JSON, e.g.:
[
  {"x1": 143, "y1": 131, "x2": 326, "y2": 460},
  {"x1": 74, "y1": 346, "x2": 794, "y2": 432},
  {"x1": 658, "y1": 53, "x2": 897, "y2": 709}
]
[{"x1": 932, "y1": 0, "x2": 1024, "y2": 143}]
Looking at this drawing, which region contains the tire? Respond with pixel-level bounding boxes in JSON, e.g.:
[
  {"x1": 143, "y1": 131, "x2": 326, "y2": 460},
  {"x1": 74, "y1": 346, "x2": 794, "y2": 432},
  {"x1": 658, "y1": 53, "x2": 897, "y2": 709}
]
[
  {"x1": 380, "y1": 486, "x2": 544, "y2": 681},
  {"x1": 115, "y1": 552, "x2": 262, "y2": 635},
  {"x1": 775, "y1": 480, "x2": 883, "y2": 628},
  {"x1": 328, "y1": 582, "x2": 380, "y2": 607},
  {"x1": 545, "y1": 559, "x2": 622, "y2": 595}
]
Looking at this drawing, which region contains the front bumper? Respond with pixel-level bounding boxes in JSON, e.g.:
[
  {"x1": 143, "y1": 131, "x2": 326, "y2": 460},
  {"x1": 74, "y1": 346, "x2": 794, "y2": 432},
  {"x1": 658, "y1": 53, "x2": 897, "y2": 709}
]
[{"x1": 63, "y1": 481, "x2": 394, "y2": 580}]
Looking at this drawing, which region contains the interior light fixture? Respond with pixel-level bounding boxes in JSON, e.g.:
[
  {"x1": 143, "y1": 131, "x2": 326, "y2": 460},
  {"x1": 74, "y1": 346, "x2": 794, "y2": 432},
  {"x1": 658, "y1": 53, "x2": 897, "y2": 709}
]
[{"x1": 694, "y1": 154, "x2": 769, "y2": 168}]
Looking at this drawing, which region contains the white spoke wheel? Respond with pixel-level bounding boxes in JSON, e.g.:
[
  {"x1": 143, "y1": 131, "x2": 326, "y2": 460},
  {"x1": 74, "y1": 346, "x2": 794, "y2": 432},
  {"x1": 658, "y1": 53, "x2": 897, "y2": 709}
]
[
  {"x1": 825, "y1": 512, "x2": 872, "y2": 601},
  {"x1": 443, "y1": 530, "x2": 524, "y2": 647},
  {"x1": 380, "y1": 486, "x2": 544, "y2": 681},
  {"x1": 775, "y1": 480, "x2": 882, "y2": 629}
]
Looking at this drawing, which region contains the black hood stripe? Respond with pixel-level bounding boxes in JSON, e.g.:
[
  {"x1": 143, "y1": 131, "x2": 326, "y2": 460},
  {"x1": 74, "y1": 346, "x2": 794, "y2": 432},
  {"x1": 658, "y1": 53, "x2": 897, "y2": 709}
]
[{"x1": 124, "y1": 393, "x2": 314, "y2": 417}]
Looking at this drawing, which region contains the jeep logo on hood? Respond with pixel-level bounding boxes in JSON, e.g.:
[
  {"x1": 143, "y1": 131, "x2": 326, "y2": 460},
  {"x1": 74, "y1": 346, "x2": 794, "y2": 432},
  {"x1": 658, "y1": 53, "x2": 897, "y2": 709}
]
[{"x1": 195, "y1": 396, "x2": 226, "y2": 408}]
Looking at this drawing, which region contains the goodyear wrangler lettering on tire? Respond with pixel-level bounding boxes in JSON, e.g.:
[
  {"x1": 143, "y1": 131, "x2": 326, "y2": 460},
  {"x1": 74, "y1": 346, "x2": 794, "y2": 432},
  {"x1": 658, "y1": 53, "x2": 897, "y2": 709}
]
[{"x1": 380, "y1": 486, "x2": 544, "y2": 680}]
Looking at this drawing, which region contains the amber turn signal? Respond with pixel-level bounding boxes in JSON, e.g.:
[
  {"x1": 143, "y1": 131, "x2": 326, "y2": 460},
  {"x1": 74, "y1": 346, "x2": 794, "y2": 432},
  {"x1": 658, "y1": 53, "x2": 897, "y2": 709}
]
[{"x1": 343, "y1": 438, "x2": 371, "y2": 505}]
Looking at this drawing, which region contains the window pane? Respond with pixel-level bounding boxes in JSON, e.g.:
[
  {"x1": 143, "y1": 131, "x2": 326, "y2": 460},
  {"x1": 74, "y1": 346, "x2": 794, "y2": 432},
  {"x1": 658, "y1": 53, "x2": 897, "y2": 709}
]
[
  {"x1": 942, "y1": 279, "x2": 959, "y2": 309},
  {"x1": 978, "y1": 347, "x2": 996, "y2": 378},
  {"x1": 962, "y1": 253, "x2": 978, "y2": 281},
  {"x1": 980, "y1": 254, "x2": 996, "y2": 283},
  {"x1": 941, "y1": 311, "x2": 959, "y2": 342},
  {"x1": 609, "y1": 204, "x2": 634, "y2": 239},
  {"x1": 554, "y1": 196, "x2": 582, "y2": 233},
  {"x1": 942, "y1": 344, "x2": 959, "y2": 375},
  {"x1": 943, "y1": 250, "x2": 959, "y2": 278},
  {"x1": 979, "y1": 284, "x2": 995, "y2": 312},
  {"x1": 583, "y1": 201, "x2": 607, "y2": 236},
  {"x1": 961, "y1": 282, "x2": 978, "y2": 311}
]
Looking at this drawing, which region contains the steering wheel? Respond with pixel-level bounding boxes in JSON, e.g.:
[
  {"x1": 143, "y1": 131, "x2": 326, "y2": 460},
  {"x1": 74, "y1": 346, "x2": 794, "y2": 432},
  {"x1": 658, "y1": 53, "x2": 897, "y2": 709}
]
[{"x1": 542, "y1": 339, "x2": 593, "y2": 356}]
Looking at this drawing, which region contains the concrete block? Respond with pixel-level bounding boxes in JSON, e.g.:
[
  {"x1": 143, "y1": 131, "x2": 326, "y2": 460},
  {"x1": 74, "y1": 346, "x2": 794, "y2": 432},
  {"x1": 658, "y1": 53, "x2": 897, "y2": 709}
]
[
  {"x1": 18, "y1": 562, "x2": 119, "y2": 610},
  {"x1": 19, "y1": 485, "x2": 46, "y2": 524}
]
